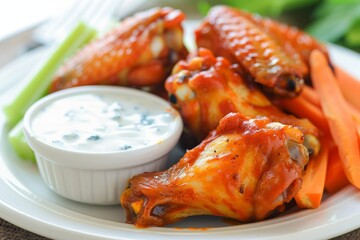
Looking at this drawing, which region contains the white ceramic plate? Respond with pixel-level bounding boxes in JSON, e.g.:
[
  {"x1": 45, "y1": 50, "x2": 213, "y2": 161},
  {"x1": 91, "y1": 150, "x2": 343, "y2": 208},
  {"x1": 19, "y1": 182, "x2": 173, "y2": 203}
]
[{"x1": 1, "y1": 22, "x2": 360, "y2": 240}]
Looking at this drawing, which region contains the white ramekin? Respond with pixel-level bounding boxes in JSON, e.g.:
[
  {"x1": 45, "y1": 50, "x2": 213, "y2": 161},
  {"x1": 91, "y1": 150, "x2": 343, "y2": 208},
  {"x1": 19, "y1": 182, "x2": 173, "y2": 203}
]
[{"x1": 23, "y1": 86, "x2": 183, "y2": 205}]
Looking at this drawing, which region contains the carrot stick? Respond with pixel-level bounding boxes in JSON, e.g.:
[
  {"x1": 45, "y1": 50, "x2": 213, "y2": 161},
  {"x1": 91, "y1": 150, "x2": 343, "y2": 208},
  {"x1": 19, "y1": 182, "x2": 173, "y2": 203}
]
[
  {"x1": 277, "y1": 96, "x2": 330, "y2": 134},
  {"x1": 302, "y1": 85, "x2": 320, "y2": 107},
  {"x1": 348, "y1": 102, "x2": 360, "y2": 125},
  {"x1": 302, "y1": 85, "x2": 360, "y2": 132},
  {"x1": 310, "y1": 50, "x2": 360, "y2": 189},
  {"x1": 335, "y1": 65, "x2": 360, "y2": 111},
  {"x1": 295, "y1": 136, "x2": 330, "y2": 208},
  {"x1": 325, "y1": 146, "x2": 350, "y2": 194}
]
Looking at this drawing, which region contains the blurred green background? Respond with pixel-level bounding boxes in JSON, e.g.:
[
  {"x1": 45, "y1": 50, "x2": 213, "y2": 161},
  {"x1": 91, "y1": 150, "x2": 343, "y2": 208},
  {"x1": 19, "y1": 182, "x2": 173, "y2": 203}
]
[{"x1": 197, "y1": 0, "x2": 360, "y2": 52}]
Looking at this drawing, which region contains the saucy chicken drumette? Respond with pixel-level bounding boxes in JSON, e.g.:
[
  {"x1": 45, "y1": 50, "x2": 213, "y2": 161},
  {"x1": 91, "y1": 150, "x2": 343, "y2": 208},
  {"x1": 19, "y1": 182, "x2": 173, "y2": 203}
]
[
  {"x1": 121, "y1": 113, "x2": 309, "y2": 227},
  {"x1": 195, "y1": 6, "x2": 329, "y2": 97},
  {"x1": 165, "y1": 48, "x2": 320, "y2": 155},
  {"x1": 50, "y1": 7, "x2": 188, "y2": 95}
]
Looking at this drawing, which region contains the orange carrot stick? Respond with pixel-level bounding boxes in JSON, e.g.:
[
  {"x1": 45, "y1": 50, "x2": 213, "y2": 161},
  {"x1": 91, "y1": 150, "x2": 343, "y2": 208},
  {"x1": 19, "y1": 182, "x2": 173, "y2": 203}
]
[
  {"x1": 325, "y1": 146, "x2": 350, "y2": 194},
  {"x1": 302, "y1": 85, "x2": 360, "y2": 131},
  {"x1": 302, "y1": 86, "x2": 360, "y2": 148},
  {"x1": 335, "y1": 65, "x2": 360, "y2": 111},
  {"x1": 295, "y1": 136, "x2": 330, "y2": 208},
  {"x1": 310, "y1": 50, "x2": 360, "y2": 189},
  {"x1": 348, "y1": 102, "x2": 360, "y2": 125},
  {"x1": 277, "y1": 96, "x2": 329, "y2": 134},
  {"x1": 302, "y1": 85, "x2": 321, "y2": 107}
]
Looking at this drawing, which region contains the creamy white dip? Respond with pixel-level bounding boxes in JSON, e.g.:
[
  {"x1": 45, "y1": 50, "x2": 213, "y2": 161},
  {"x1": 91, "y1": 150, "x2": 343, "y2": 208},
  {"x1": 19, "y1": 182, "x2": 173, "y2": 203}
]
[{"x1": 31, "y1": 92, "x2": 176, "y2": 153}]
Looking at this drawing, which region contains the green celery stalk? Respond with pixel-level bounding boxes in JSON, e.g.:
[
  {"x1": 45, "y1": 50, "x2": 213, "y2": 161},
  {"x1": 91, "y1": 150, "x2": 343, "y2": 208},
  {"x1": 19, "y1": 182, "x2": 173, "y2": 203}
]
[
  {"x1": 3, "y1": 21, "x2": 97, "y2": 128},
  {"x1": 8, "y1": 120, "x2": 35, "y2": 162}
]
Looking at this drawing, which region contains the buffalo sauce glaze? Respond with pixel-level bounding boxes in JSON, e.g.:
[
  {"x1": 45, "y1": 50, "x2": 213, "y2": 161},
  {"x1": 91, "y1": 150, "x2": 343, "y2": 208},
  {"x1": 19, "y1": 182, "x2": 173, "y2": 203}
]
[
  {"x1": 165, "y1": 48, "x2": 318, "y2": 144},
  {"x1": 193, "y1": 6, "x2": 331, "y2": 97},
  {"x1": 50, "y1": 7, "x2": 188, "y2": 93},
  {"x1": 120, "y1": 113, "x2": 308, "y2": 227}
]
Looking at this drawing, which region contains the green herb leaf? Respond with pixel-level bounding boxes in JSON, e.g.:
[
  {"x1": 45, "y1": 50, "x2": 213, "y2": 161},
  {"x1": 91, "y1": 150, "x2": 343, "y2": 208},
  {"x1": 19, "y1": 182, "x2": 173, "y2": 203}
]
[
  {"x1": 345, "y1": 18, "x2": 360, "y2": 47},
  {"x1": 197, "y1": 0, "x2": 212, "y2": 15},
  {"x1": 217, "y1": 0, "x2": 318, "y2": 16},
  {"x1": 307, "y1": 3, "x2": 360, "y2": 42}
]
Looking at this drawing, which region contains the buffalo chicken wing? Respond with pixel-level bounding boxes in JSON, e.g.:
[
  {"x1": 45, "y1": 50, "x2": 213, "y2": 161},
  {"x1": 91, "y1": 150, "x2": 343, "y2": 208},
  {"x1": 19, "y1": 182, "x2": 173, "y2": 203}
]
[
  {"x1": 50, "y1": 7, "x2": 188, "y2": 94},
  {"x1": 165, "y1": 48, "x2": 319, "y2": 155},
  {"x1": 121, "y1": 113, "x2": 309, "y2": 227},
  {"x1": 195, "y1": 6, "x2": 328, "y2": 97}
]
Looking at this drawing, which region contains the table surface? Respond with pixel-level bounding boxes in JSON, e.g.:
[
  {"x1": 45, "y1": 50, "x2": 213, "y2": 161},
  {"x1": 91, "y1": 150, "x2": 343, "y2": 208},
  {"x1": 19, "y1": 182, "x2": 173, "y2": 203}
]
[{"x1": 1, "y1": 0, "x2": 359, "y2": 239}]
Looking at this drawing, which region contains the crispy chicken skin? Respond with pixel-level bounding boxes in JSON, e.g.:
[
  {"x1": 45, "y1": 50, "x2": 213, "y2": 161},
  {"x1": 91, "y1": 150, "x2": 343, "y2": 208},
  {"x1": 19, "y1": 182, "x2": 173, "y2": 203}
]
[
  {"x1": 232, "y1": 8, "x2": 329, "y2": 68},
  {"x1": 121, "y1": 113, "x2": 309, "y2": 227},
  {"x1": 50, "y1": 7, "x2": 188, "y2": 94},
  {"x1": 165, "y1": 48, "x2": 319, "y2": 154},
  {"x1": 195, "y1": 6, "x2": 328, "y2": 97}
]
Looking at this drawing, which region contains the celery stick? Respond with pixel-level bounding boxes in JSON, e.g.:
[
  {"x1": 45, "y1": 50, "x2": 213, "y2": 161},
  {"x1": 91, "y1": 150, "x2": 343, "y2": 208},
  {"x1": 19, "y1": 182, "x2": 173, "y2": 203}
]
[
  {"x1": 8, "y1": 120, "x2": 35, "y2": 162},
  {"x1": 3, "y1": 21, "x2": 97, "y2": 128}
]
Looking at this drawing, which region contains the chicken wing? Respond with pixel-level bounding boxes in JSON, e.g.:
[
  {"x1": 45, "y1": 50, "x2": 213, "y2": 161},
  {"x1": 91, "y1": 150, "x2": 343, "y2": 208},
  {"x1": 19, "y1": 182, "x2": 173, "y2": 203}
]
[
  {"x1": 195, "y1": 6, "x2": 328, "y2": 97},
  {"x1": 233, "y1": 8, "x2": 329, "y2": 68},
  {"x1": 165, "y1": 48, "x2": 319, "y2": 155},
  {"x1": 50, "y1": 7, "x2": 188, "y2": 95},
  {"x1": 121, "y1": 112, "x2": 309, "y2": 227}
]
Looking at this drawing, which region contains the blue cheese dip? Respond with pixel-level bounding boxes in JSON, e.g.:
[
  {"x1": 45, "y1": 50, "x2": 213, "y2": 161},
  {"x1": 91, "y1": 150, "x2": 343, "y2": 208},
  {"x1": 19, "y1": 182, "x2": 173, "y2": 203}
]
[{"x1": 31, "y1": 90, "x2": 177, "y2": 153}]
